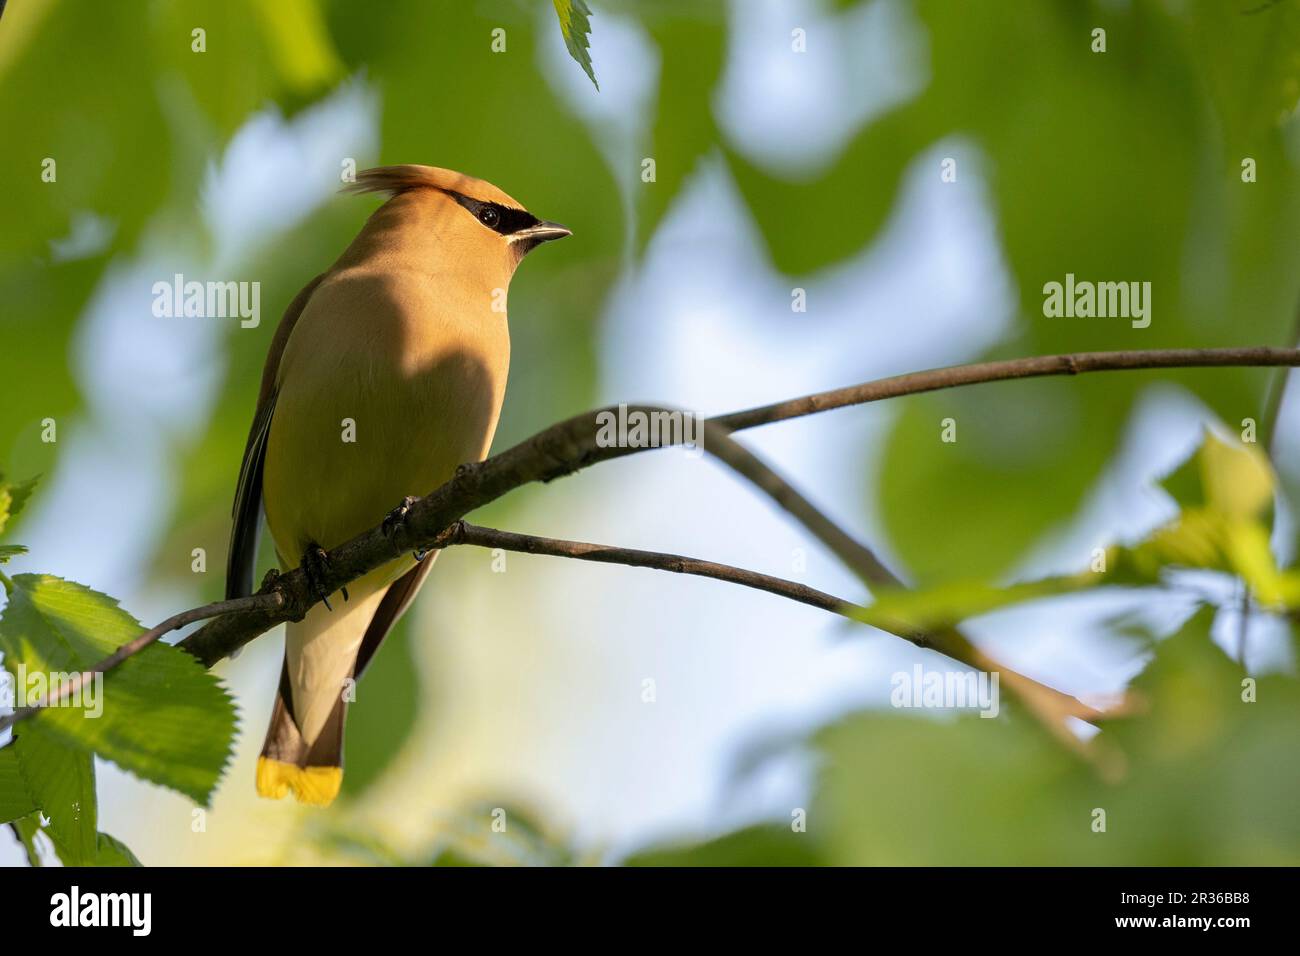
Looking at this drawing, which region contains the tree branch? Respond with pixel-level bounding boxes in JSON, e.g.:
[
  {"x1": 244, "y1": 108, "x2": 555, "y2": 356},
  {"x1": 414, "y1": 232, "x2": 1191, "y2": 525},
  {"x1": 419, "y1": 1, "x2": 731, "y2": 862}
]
[
  {"x1": 711, "y1": 346, "x2": 1300, "y2": 432},
  {"x1": 181, "y1": 345, "x2": 1300, "y2": 666},
  {"x1": 1, "y1": 340, "x2": 1283, "y2": 774},
  {"x1": 6, "y1": 346, "x2": 1292, "y2": 737},
  {"x1": 445, "y1": 520, "x2": 854, "y2": 616}
]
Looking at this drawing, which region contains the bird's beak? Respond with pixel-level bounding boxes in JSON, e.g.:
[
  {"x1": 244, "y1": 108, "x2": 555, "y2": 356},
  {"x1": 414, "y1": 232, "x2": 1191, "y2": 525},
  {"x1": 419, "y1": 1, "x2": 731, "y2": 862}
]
[{"x1": 512, "y1": 220, "x2": 572, "y2": 244}]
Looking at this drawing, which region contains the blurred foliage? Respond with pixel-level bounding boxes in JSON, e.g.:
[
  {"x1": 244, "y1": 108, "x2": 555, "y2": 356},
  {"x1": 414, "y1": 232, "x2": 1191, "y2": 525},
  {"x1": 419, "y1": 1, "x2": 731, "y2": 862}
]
[
  {"x1": 873, "y1": 1, "x2": 1300, "y2": 584},
  {"x1": 0, "y1": 0, "x2": 1298, "y2": 866},
  {"x1": 855, "y1": 430, "x2": 1300, "y2": 632},
  {"x1": 626, "y1": 823, "x2": 823, "y2": 866},
  {"x1": 630, "y1": 610, "x2": 1300, "y2": 865},
  {"x1": 313, "y1": 800, "x2": 577, "y2": 866}
]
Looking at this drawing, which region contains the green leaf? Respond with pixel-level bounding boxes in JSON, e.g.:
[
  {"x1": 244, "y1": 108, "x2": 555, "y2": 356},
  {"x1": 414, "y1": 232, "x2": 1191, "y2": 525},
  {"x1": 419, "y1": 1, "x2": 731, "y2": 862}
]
[
  {"x1": 849, "y1": 572, "x2": 1097, "y2": 635},
  {"x1": 0, "y1": 575, "x2": 238, "y2": 805},
  {"x1": 1131, "y1": 432, "x2": 1289, "y2": 604},
  {"x1": 3, "y1": 809, "x2": 137, "y2": 867},
  {"x1": 248, "y1": 0, "x2": 344, "y2": 95},
  {"x1": 1161, "y1": 430, "x2": 1275, "y2": 521},
  {"x1": 1160, "y1": 430, "x2": 1273, "y2": 517},
  {"x1": 2, "y1": 476, "x2": 39, "y2": 530},
  {"x1": 95, "y1": 831, "x2": 143, "y2": 867},
  {"x1": 0, "y1": 545, "x2": 29, "y2": 565},
  {"x1": 12, "y1": 729, "x2": 97, "y2": 865},
  {"x1": 0, "y1": 746, "x2": 37, "y2": 824},
  {"x1": 552, "y1": 0, "x2": 597, "y2": 89},
  {"x1": 727, "y1": 99, "x2": 932, "y2": 275},
  {"x1": 1, "y1": 472, "x2": 40, "y2": 535},
  {"x1": 855, "y1": 431, "x2": 1294, "y2": 633},
  {"x1": 9, "y1": 814, "x2": 45, "y2": 866}
]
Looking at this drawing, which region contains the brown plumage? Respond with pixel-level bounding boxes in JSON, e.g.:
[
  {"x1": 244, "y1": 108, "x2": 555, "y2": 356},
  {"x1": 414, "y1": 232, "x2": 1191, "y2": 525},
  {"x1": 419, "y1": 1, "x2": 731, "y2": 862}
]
[{"x1": 226, "y1": 165, "x2": 570, "y2": 805}]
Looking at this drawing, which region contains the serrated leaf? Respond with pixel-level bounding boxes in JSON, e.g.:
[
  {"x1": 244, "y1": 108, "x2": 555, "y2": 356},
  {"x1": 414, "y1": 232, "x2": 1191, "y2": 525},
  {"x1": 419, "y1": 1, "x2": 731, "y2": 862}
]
[
  {"x1": 0, "y1": 745, "x2": 37, "y2": 824},
  {"x1": 12, "y1": 729, "x2": 97, "y2": 864},
  {"x1": 0, "y1": 544, "x2": 29, "y2": 564},
  {"x1": 552, "y1": 0, "x2": 598, "y2": 89},
  {"x1": 0, "y1": 575, "x2": 238, "y2": 805}
]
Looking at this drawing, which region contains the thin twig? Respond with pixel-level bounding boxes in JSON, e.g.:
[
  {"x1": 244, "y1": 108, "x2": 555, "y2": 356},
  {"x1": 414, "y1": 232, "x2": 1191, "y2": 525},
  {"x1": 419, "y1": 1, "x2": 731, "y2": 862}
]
[
  {"x1": 434, "y1": 523, "x2": 1111, "y2": 740},
  {"x1": 701, "y1": 424, "x2": 900, "y2": 589},
  {"x1": 446, "y1": 521, "x2": 853, "y2": 616},
  {"x1": 712, "y1": 346, "x2": 1300, "y2": 433},
  {"x1": 0, "y1": 592, "x2": 284, "y2": 734}
]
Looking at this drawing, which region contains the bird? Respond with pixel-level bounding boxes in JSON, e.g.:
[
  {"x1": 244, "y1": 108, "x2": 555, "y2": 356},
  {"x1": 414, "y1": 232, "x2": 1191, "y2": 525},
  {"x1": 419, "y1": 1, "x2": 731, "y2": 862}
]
[{"x1": 225, "y1": 165, "x2": 570, "y2": 806}]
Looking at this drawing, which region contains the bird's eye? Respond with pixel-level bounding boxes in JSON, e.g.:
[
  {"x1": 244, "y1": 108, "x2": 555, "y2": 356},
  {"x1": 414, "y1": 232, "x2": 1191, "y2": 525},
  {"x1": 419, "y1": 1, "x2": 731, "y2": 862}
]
[{"x1": 477, "y1": 206, "x2": 500, "y2": 228}]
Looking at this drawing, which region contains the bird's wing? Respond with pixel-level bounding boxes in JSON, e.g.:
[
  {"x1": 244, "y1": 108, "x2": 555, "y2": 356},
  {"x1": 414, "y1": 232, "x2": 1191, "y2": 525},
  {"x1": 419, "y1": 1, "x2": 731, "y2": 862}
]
[{"x1": 225, "y1": 274, "x2": 325, "y2": 599}]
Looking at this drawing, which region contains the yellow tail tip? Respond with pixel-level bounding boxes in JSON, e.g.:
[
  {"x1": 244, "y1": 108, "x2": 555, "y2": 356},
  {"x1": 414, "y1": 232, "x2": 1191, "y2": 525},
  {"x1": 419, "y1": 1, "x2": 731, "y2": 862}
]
[{"x1": 256, "y1": 757, "x2": 342, "y2": 807}]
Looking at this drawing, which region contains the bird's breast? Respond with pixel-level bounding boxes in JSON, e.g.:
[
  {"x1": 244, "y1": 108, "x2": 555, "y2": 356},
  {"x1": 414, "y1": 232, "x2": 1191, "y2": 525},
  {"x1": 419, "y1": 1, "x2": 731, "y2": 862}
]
[{"x1": 261, "y1": 267, "x2": 510, "y2": 571}]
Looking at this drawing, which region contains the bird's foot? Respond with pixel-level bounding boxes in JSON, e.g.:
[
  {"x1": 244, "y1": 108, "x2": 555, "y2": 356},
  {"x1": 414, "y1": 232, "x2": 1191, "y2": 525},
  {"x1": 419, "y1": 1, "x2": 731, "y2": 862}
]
[
  {"x1": 302, "y1": 543, "x2": 347, "y2": 611},
  {"x1": 382, "y1": 495, "x2": 421, "y2": 559}
]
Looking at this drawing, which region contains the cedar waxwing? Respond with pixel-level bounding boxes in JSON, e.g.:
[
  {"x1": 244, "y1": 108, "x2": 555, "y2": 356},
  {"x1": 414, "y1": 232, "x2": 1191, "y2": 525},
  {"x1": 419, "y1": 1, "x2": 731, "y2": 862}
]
[{"x1": 225, "y1": 165, "x2": 570, "y2": 806}]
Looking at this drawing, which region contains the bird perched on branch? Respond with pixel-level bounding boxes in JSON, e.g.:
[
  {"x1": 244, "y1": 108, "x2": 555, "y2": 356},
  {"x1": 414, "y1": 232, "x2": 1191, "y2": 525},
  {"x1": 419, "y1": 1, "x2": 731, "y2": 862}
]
[{"x1": 225, "y1": 165, "x2": 570, "y2": 806}]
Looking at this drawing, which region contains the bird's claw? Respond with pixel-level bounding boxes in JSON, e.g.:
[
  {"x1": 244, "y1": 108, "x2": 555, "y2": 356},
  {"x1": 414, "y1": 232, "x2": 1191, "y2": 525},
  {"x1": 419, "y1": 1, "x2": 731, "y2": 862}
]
[
  {"x1": 301, "y1": 544, "x2": 346, "y2": 611},
  {"x1": 382, "y1": 496, "x2": 418, "y2": 537},
  {"x1": 383, "y1": 495, "x2": 420, "y2": 559}
]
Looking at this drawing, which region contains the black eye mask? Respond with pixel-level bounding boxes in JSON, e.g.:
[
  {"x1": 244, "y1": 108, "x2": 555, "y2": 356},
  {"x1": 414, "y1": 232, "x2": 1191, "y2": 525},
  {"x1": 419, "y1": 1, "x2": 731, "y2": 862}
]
[{"x1": 451, "y1": 193, "x2": 540, "y2": 236}]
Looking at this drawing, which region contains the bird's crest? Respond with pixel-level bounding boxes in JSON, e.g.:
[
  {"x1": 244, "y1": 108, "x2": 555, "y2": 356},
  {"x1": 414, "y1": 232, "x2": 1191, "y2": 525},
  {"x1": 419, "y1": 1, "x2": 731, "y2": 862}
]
[{"x1": 343, "y1": 164, "x2": 522, "y2": 209}]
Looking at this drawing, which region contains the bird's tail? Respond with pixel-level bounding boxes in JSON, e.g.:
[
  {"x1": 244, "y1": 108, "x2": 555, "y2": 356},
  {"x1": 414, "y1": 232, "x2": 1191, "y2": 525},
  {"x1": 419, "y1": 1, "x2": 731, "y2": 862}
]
[{"x1": 256, "y1": 589, "x2": 387, "y2": 807}]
